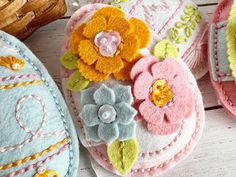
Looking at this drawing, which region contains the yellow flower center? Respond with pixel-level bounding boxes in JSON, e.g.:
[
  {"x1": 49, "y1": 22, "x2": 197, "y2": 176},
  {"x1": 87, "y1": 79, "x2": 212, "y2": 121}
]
[{"x1": 151, "y1": 80, "x2": 174, "y2": 107}]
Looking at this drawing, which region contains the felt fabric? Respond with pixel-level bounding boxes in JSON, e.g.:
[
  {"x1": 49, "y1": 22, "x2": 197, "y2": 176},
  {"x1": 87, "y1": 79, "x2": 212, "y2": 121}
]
[
  {"x1": 209, "y1": 21, "x2": 234, "y2": 82},
  {"x1": 66, "y1": 70, "x2": 90, "y2": 92},
  {"x1": 70, "y1": 0, "x2": 209, "y2": 80},
  {"x1": 60, "y1": 50, "x2": 78, "y2": 70},
  {"x1": 153, "y1": 39, "x2": 179, "y2": 61},
  {"x1": 60, "y1": 3, "x2": 205, "y2": 177},
  {"x1": 79, "y1": 84, "x2": 137, "y2": 144},
  {"x1": 208, "y1": 0, "x2": 236, "y2": 120},
  {"x1": 107, "y1": 139, "x2": 139, "y2": 175},
  {"x1": 66, "y1": 6, "x2": 150, "y2": 82},
  {"x1": 0, "y1": 31, "x2": 79, "y2": 177},
  {"x1": 131, "y1": 57, "x2": 194, "y2": 135}
]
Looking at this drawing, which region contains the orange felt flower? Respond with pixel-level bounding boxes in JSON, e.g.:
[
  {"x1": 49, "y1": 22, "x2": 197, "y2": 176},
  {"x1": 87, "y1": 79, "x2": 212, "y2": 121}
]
[{"x1": 70, "y1": 6, "x2": 151, "y2": 82}]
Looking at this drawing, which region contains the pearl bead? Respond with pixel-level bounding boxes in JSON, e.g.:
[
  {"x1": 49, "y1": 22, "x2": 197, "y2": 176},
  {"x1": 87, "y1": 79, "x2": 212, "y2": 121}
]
[
  {"x1": 102, "y1": 111, "x2": 111, "y2": 120},
  {"x1": 98, "y1": 105, "x2": 117, "y2": 123},
  {"x1": 12, "y1": 63, "x2": 20, "y2": 70},
  {"x1": 100, "y1": 38, "x2": 108, "y2": 44}
]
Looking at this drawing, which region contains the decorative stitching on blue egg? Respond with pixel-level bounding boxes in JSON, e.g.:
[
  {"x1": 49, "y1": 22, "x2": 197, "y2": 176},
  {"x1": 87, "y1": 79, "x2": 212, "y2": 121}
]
[{"x1": 0, "y1": 35, "x2": 74, "y2": 177}]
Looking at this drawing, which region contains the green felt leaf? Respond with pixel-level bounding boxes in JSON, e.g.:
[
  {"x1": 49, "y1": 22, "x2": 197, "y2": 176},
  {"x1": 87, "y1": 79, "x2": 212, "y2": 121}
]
[
  {"x1": 60, "y1": 50, "x2": 78, "y2": 70},
  {"x1": 66, "y1": 70, "x2": 89, "y2": 92},
  {"x1": 107, "y1": 139, "x2": 139, "y2": 175}
]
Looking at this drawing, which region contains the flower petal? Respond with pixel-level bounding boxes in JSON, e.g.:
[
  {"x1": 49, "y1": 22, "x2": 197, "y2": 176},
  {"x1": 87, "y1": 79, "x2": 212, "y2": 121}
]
[
  {"x1": 129, "y1": 17, "x2": 151, "y2": 48},
  {"x1": 120, "y1": 34, "x2": 139, "y2": 62},
  {"x1": 93, "y1": 84, "x2": 116, "y2": 105},
  {"x1": 70, "y1": 24, "x2": 86, "y2": 55},
  {"x1": 77, "y1": 60, "x2": 109, "y2": 82},
  {"x1": 114, "y1": 102, "x2": 137, "y2": 125},
  {"x1": 107, "y1": 16, "x2": 132, "y2": 37},
  {"x1": 96, "y1": 55, "x2": 124, "y2": 74},
  {"x1": 80, "y1": 104, "x2": 100, "y2": 126},
  {"x1": 165, "y1": 101, "x2": 186, "y2": 123},
  {"x1": 151, "y1": 58, "x2": 177, "y2": 80},
  {"x1": 92, "y1": 7, "x2": 125, "y2": 21},
  {"x1": 133, "y1": 71, "x2": 153, "y2": 100},
  {"x1": 79, "y1": 40, "x2": 101, "y2": 65},
  {"x1": 112, "y1": 84, "x2": 133, "y2": 104},
  {"x1": 84, "y1": 125, "x2": 101, "y2": 142},
  {"x1": 147, "y1": 121, "x2": 181, "y2": 135},
  {"x1": 83, "y1": 17, "x2": 107, "y2": 39},
  {"x1": 139, "y1": 100, "x2": 164, "y2": 124},
  {"x1": 130, "y1": 56, "x2": 157, "y2": 80},
  {"x1": 118, "y1": 121, "x2": 136, "y2": 141},
  {"x1": 98, "y1": 122, "x2": 119, "y2": 144},
  {"x1": 80, "y1": 87, "x2": 97, "y2": 105}
]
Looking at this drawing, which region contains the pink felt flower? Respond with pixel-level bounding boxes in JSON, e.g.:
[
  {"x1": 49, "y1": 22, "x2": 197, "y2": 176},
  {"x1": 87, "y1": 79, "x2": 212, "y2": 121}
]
[{"x1": 130, "y1": 57, "x2": 194, "y2": 135}]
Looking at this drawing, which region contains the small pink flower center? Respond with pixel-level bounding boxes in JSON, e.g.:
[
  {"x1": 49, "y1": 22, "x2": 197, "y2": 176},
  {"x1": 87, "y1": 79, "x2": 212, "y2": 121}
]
[{"x1": 94, "y1": 31, "x2": 121, "y2": 57}]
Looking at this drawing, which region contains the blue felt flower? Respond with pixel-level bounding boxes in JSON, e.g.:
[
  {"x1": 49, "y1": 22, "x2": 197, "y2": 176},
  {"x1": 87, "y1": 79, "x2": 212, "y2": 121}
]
[{"x1": 79, "y1": 84, "x2": 137, "y2": 144}]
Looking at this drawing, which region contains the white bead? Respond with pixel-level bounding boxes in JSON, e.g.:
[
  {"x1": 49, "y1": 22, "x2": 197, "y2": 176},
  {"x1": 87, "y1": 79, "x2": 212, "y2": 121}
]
[
  {"x1": 12, "y1": 63, "x2": 20, "y2": 70},
  {"x1": 102, "y1": 111, "x2": 111, "y2": 120}
]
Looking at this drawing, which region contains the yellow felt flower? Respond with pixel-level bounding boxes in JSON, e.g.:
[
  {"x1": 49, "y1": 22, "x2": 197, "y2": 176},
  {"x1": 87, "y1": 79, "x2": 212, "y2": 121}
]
[{"x1": 70, "y1": 7, "x2": 150, "y2": 82}]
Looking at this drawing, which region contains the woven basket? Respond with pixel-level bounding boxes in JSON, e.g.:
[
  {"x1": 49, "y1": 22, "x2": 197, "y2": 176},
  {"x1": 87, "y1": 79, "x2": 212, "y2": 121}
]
[{"x1": 0, "y1": 0, "x2": 67, "y2": 40}]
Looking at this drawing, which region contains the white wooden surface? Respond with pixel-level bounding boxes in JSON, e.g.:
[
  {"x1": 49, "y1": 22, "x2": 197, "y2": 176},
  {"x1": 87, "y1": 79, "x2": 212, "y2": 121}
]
[{"x1": 23, "y1": 0, "x2": 236, "y2": 176}]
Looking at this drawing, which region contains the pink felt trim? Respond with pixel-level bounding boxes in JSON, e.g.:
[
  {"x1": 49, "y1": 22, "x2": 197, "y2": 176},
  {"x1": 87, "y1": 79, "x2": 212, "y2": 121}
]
[{"x1": 208, "y1": 0, "x2": 236, "y2": 120}]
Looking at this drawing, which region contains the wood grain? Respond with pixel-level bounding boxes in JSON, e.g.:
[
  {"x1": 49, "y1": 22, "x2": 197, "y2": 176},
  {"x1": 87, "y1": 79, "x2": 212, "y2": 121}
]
[{"x1": 22, "y1": 0, "x2": 236, "y2": 177}]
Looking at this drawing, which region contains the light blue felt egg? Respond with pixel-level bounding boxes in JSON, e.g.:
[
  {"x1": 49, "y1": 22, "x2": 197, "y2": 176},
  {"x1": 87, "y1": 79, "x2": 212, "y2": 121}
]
[{"x1": 0, "y1": 31, "x2": 79, "y2": 177}]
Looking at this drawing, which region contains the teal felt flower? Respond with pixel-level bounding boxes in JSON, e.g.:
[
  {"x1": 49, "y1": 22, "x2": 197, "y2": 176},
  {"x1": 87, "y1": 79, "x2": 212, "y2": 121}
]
[{"x1": 79, "y1": 84, "x2": 137, "y2": 144}]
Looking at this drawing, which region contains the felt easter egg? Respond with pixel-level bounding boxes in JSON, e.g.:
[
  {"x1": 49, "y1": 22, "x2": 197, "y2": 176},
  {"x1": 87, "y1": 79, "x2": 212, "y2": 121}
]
[
  {"x1": 60, "y1": 4, "x2": 205, "y2": 177},
  {"x1": 0, "y1": 31, "x2": 79, "y2": 177}
]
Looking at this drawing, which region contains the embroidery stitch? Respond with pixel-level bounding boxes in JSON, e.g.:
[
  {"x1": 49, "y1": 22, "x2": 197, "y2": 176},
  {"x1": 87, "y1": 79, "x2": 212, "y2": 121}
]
[
  {"x1": 0, "y1": 80, "x2": 43, "y2": 90},
  {"x1": 67, "y1": 89, "x2": 184, "y2": 158},
  {"x1": 0, "y1": 138, "x2": 68, "y2": 170},
  {"x1": 168, "y1": 5, "x2": 201, "y2": 44},
  {"x1": 0, "y1": 73, "x2": 39, "y2": 82},
  {"x1": 0, "y1": 95, "x2": 66, "y2": 153},
  {"x1": 5, "y1": 144, "x2": 69, "y2": 177},
  {"x1": 0, "y1": 56, "x2": 25, "y2": 71},
  {"x1": 16, "y1": 95, "x2": 48, "y2": 136},
  {"x1": 89, "y1": 98, "x2": 201, "y2": 174},
  {"x1": 0, "y1": 34, "x2": 74, "y2": 177}
]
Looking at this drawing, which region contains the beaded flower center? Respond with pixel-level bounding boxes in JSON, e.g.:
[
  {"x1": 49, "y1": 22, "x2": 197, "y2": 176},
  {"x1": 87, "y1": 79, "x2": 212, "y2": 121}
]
[
  {"x1": 151, "y1": 80, "x2": 174, "y2": 107},
  {"x1": 98, "y1": 104, "x2": 117, "y2": 123},
  {"x1": 94, "y1": 31, "x2": 121, "y2": 57}
]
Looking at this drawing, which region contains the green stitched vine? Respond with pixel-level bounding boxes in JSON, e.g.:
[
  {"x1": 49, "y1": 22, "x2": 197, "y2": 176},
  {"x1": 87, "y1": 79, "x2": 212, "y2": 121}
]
[{"x1": 168, "y1": 5, "x2": 201, "y2": 44}]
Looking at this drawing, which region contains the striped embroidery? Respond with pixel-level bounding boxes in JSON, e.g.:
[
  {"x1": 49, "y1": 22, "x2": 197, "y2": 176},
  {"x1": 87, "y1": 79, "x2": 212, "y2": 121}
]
[
  {"x1": 0, "y1": 138, "x2": 68, "y2": 170},
  {"x1": 0, "y1": 80, "x2": 43, "y2": 90}
]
